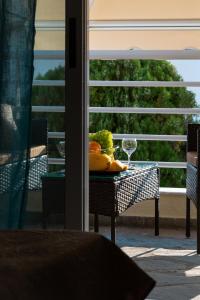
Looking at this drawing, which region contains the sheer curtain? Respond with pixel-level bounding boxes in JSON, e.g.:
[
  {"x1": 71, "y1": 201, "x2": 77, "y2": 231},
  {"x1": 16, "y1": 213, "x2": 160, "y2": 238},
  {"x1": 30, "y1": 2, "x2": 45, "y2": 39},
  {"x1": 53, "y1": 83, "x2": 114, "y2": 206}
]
[{"x1": 0, "y1": 0, "x2": 36, "y2": 228}]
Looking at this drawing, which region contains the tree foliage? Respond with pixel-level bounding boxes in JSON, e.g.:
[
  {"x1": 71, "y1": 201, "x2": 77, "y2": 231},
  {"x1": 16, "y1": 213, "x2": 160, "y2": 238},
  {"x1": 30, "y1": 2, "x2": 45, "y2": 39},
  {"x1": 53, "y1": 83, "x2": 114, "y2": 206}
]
[
  {"x1": 32, "y1": 60, "x2": 196, "y2": 187},
  {"x1": 89, "y1": 60, "x2": 196, "y2": 187},
  {"x1": 32, "y1": 66, "x2": 65, "y2": 132}
]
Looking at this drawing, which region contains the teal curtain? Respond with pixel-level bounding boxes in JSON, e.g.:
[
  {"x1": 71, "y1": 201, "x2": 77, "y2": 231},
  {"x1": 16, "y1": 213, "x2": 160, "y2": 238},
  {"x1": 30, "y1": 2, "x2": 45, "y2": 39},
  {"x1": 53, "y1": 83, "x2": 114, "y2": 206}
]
[{"x1": 0, "y1": 1, "x2": 36, "y2": 228}]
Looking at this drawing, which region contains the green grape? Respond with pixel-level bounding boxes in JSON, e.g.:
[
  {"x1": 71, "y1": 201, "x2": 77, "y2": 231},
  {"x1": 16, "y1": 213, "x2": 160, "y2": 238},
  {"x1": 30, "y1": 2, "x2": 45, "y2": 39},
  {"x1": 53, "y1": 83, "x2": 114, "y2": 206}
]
[{"x1": 89, "y1": 130, "x2": 114, "y2": 155}]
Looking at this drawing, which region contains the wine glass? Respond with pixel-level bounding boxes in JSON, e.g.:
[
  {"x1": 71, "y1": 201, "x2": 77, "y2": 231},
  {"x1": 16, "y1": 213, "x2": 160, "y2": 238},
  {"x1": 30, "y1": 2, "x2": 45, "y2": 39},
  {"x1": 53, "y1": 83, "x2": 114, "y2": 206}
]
[
  {"x1": 57, "y1": 141, "x2": 65, "y2": 158},
  {"x1": 122, "y1": 138, "x2": 137, "y2": 168}
]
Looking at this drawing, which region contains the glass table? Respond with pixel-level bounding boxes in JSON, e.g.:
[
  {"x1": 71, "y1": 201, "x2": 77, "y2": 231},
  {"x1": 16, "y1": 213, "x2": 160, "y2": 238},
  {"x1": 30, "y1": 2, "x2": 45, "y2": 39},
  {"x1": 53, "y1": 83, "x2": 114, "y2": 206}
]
[{"x1": 42, "y1": 163, "x2": 160, "y2": 242}]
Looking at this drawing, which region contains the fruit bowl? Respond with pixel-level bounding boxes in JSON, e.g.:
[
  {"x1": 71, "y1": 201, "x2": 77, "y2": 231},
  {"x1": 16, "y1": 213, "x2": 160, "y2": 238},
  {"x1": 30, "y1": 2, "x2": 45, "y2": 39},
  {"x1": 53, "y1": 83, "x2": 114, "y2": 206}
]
[{"x1": 89, "y1": 146, "x2": 128, "y2": 172}]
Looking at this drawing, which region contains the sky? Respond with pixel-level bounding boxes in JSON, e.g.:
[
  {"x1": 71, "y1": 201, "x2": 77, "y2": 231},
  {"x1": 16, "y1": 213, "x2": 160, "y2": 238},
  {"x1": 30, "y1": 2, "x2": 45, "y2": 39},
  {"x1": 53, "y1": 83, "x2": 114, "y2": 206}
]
[
  {"x1": 34, "y1": 60, "x2": 64, "y2": 78},
  {"x1": 169, "y1": 60, "x2": 200, "y2": 104},
  {"x1": 34, "y1": 59, "x2": 200, "y2": 104}
]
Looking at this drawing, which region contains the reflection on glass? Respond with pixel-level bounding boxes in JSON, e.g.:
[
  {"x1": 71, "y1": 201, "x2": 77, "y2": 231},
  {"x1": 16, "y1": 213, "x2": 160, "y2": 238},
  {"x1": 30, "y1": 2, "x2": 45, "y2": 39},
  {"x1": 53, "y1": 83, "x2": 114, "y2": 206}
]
[{"x1": 57, "y1": 141, "x2": 65, "y2": 158}]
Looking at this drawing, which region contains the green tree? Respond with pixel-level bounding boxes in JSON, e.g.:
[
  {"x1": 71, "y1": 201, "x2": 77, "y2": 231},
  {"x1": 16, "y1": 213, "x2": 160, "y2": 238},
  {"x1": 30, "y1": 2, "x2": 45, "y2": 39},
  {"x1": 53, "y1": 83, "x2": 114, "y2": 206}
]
[
  {"x1": 89, "y1": 60, "x2": 196, "y2": 187},
  {"x1": 32, "y1": 60, "x2": 196, "y2": 187},
  {"x1": 32, "y1": 66, "x2": 65, "y2": 132}
]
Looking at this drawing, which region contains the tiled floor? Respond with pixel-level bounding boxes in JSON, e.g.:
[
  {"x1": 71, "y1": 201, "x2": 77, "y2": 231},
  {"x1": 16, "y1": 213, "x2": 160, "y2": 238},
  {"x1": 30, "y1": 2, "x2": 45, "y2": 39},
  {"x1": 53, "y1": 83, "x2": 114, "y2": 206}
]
[
  {"x1": 32, "y1": 221, "x2": 200, "y2": 299},
  {"x1": 99, "y1": 226, "x2": 200, "y2": 300}
]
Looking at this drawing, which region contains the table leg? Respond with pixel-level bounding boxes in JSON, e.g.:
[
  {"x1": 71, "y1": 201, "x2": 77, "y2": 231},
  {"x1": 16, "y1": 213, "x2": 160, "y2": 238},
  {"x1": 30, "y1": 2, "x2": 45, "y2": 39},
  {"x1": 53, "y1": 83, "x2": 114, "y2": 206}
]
[
  {"x1": 94, "y1": 213, "x2": 99, "y2": 232},
  {"x1": 186, "y1": 196, "x2": 190, "y2": 238},
  {"x1": 111, "y1": 216, "x2": 116, "y2": 243},
  {"x1": 155, "y1": 197, "x2": 159, "y2": 236}
]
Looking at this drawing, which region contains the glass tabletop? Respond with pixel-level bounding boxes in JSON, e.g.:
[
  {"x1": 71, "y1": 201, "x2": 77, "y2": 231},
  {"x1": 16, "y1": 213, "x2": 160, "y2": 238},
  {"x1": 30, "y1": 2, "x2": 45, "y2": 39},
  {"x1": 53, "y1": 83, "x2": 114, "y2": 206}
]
[
  {"x1": 90, "y1": 162, "x2": 158, "y2": 181},
  {"x1": 42, "y1": 162, "x2": 158, "y2": 180}
]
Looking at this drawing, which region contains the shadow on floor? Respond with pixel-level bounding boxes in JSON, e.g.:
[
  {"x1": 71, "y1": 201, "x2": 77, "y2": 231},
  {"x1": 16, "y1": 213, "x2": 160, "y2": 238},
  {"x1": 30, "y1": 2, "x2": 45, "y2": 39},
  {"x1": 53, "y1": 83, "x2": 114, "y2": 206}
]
[{"x1": 100, "y1": 227, "x2": 200, "y2": 300}]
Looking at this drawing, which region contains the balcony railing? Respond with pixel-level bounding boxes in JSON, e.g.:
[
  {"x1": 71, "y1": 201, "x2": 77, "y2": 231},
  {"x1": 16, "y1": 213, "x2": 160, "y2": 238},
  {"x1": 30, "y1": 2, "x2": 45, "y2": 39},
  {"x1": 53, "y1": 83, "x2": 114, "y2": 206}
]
[{"x1": 33, "y1": 48, "x2": 200, "y2": 173}]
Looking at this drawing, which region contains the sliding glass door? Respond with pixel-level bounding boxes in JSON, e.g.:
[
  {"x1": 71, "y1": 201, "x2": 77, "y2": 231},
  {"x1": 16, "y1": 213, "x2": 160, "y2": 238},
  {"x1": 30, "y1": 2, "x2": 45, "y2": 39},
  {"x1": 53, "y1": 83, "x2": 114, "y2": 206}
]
[{"x1": 34, "y1": 0, "x2": 88, "y2": 230}]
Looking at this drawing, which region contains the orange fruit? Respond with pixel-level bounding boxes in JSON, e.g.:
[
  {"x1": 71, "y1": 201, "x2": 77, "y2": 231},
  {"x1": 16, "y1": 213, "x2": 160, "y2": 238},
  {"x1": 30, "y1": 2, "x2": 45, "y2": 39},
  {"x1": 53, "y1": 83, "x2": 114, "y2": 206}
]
[{"x1": 89, "y1": 141, "x2": 101, "y2": 154}]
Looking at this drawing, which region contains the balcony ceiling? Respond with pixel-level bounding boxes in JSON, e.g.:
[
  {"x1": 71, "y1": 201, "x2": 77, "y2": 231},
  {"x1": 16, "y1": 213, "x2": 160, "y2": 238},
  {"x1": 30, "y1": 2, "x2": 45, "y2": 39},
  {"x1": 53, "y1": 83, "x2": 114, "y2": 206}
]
[
  {"x1": 35, "y1": 0, "x2": 200, "y2": 52},
  {"x1": 90, "y1": 0, "x2": 200, "y2": 20}
]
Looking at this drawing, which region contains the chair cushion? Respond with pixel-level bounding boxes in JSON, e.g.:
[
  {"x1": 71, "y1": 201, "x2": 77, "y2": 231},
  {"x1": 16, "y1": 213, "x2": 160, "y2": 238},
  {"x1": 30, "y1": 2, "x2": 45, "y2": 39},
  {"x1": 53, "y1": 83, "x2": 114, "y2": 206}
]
[
  {"x1": 0, "y1": 154, "x2": 12, "y2": 166},
  {"x1": 30, "y1": 145, "x2": 46, "y2": 158},
  {"x1": 0, "y1": 145, "x2": 47, "y2": 166},
  {"x1": 187, "y1": 151, "x2": 198, "y2": 167}
]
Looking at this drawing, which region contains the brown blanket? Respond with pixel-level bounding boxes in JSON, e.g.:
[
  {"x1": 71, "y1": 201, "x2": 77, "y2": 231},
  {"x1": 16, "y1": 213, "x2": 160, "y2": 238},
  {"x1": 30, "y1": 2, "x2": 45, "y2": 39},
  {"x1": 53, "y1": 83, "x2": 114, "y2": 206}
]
[{"x1": 0, "y1": 231, "x2": 155, "y2": 300}]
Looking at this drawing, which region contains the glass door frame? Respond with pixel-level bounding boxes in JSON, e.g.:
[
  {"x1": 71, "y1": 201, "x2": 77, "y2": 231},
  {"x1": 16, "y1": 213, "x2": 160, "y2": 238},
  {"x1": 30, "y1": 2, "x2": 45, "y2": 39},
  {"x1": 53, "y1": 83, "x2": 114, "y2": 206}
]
[{"x1": 65, "y1": 0, "x2": 89, "y2": 231}]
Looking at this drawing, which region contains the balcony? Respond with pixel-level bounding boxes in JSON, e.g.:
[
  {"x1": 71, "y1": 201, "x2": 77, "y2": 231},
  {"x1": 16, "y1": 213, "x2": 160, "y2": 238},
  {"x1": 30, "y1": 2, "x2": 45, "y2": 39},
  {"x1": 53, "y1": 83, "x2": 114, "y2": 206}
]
[
  {"x1": 1, "y1": 1, "x2": 200, "y2": 299},
  {"x1": 28, "y1": 0, "x2": 200, "y2": 231},
  {"x1": 31, "y1": 49, "x2": 199, "y2": 229}
]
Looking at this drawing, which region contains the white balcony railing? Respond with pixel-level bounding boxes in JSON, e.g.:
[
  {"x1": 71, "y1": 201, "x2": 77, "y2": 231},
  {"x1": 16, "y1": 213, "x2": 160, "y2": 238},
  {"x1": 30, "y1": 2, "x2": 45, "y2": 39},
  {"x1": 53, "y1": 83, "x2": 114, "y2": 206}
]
[
  {"x1": 33, "y1": 49, "x2": 200, "y2": 169},
  {"x1": 33, "y1": 79, "x2": 200, "y2": 88},
  {"x1": 33, "y1": 17, "x2": 200, "y2": 197}
]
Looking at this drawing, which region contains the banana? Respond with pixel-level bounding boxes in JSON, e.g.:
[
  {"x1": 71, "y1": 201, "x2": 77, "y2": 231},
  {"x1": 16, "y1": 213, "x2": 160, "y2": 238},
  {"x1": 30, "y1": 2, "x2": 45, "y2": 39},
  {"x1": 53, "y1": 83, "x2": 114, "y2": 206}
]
[{"x1": 89, "y1": 153, "x2": 112, "y2": 171}]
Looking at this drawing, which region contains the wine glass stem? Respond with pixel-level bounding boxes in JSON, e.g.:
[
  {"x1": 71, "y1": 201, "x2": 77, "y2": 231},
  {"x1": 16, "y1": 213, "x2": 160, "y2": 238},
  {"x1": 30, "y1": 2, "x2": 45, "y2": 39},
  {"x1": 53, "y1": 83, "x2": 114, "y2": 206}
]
[{"x1": 127, "y1": 154, "x2": 131, "y2": 167}]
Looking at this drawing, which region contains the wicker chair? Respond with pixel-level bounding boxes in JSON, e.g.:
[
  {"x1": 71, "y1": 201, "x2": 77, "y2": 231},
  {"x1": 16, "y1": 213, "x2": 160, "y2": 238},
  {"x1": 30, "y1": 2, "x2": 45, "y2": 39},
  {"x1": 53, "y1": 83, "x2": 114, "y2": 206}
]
[
  {"x1": 186, "y1": 123, "x2": 200, "y2": 254},
  {"x1": 28, "y1": 119, "x2": 48, "y2": 190},
  {"x1": 0, "y1": 119, "x2": 48, "y2": 193}
]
